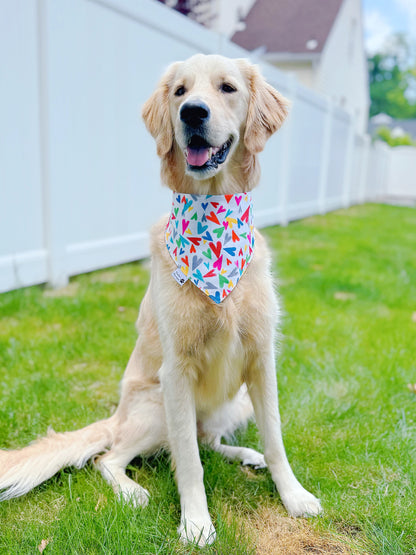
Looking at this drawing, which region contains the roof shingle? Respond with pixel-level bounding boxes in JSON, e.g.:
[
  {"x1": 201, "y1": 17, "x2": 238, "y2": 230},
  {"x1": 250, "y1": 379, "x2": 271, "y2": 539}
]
[{"x1": 232, "y1": 0, "x2": 344, "y2": 55}]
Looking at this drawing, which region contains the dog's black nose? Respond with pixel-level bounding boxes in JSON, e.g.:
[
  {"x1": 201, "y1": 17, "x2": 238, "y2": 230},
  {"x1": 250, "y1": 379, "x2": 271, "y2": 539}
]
[{"x1": 180, "y1": 101, "x2": 210, "y2": 128}]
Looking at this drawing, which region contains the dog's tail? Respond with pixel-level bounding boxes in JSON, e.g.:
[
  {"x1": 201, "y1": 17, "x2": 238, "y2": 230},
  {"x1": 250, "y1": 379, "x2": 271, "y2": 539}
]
[{"x1": 0, "y1": 417, "x2": 115, "y2": 500}]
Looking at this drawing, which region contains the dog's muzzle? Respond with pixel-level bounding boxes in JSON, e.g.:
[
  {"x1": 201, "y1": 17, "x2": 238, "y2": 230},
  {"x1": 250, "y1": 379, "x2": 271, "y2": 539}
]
[{"x1": 180, "y1": 101, "x2": 233, "y2": 171}]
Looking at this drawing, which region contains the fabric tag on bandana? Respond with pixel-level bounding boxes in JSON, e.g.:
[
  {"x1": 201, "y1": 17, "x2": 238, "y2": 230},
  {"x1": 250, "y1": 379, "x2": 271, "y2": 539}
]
[
  {"x1": 171, "y1": 267, "x2": 187, "y2": 286},
  {"x1": 165, "y1": 192, "x2": 255, "y2": 304}
]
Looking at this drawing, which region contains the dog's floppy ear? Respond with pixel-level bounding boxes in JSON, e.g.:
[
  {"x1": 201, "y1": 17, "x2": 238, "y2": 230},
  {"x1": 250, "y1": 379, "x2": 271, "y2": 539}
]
[
  {"x1": 142, "y1": 62, "x2": 180, "y2": 157},
  {"x1": 239, "y1": 61, "x2": 289, "y2": 154}
]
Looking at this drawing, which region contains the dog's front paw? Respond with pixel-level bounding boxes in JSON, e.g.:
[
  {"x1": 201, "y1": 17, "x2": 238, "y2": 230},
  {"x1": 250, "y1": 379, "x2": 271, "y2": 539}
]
[
  {"x1": 281, "y1": 487, "x2": 322, "y2": 518},
  {"x1": 178, "y1": 515, "x2": 216, "y2": 546}
]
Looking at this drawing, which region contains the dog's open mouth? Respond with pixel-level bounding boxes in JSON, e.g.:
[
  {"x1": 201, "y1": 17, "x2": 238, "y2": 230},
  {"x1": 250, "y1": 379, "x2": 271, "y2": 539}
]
[{"x1": 185, "y1": 135, "x2": 233, "y2": 170}]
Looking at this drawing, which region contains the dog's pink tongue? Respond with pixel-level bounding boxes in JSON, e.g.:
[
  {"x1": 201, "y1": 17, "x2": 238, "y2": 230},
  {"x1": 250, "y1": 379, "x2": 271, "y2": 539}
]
[{"x1": 187, "y1": 147, "x2": 210, "y2": 167}]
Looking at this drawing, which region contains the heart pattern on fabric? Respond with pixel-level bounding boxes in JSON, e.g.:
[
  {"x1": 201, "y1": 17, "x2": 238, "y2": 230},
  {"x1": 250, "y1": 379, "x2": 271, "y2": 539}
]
[{"x1": 165, "y1": 192, "x2": 255, "y2": 303}]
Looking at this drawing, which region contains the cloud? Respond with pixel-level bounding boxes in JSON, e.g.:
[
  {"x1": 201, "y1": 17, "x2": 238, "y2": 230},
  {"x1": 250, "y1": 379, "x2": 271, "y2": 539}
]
[
  {"x1": 396, "y1": 0, "x2": 416, "y2": 18},
  {"x1": 396, "y1": 0, "x2": 416, "y2": 33},
  {"x1": 364, "y1": 10, "x2": 393, "y2": 55}
]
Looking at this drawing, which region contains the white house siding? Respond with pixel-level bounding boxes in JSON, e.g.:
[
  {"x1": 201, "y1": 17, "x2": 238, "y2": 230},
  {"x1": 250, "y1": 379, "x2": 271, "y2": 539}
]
[
  {"x1": 316, "y1": 0, "x2": 369, "y2": 133},
  {"x1": 267, "y1": 60, "x2": 316, "y2": 90}
]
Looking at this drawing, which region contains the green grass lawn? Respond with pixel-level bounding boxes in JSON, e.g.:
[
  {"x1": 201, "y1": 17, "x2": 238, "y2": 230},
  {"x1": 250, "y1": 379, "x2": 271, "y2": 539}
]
[{"x1": 0, "y1": 203, "x2": 415, "y2": 554}]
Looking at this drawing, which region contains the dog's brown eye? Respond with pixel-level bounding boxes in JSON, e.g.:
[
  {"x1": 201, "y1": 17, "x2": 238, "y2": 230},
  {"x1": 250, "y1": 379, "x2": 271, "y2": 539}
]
[
  {"x1": 174, "y1": 86, "x2": 186, "y2": 97},
  {"x1": 220, "y1": 83, "x2": 237, "y2": 93}
]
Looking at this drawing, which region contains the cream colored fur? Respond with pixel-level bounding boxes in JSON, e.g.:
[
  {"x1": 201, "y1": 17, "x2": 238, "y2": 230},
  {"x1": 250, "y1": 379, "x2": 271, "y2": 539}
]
[{"x1": 0, "y1": 54, "x2": 322, "y2": 546}]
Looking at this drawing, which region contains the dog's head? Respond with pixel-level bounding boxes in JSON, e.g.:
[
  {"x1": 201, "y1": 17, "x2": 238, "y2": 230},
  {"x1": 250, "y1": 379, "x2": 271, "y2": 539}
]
[{"x1": 142, "y1": 54, "x2": 288, "y2": 192}]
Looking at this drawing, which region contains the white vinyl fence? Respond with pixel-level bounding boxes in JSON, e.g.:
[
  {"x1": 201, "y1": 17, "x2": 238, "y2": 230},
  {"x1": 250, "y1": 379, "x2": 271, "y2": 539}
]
[
  {"x1": 386, "y1": 146, "x2": 416, "y2": 198},
  {"x1": 0, "y1": 0, "x2": 396, "y2": 294}
]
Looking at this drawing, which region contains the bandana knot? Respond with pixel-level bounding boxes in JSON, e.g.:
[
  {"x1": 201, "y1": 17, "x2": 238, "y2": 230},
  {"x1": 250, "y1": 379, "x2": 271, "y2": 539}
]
[{"x1": 165, "y1": 192, "x2": 255, "y2": 303}]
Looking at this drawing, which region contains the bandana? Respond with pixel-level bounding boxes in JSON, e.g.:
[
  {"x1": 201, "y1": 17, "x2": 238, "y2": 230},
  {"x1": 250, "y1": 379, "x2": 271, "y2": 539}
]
[{"x1": 165, "y1": 192, "x2": 255, "y2": 303}]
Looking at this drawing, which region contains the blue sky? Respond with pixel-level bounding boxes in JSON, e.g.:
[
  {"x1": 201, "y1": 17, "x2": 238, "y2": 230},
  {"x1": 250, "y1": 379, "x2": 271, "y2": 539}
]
[{"x1": 362, "y1": 0, "x2": 416, "y2": 55}]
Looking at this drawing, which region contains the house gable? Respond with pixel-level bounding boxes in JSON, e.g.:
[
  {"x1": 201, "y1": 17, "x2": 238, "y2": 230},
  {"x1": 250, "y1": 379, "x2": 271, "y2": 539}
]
[
  {"x1": 232, "y1": 0, "x2": 344, "y2": 55},
  {"x1": 232, "y1": 0, "x2": 369, "y2": 133},
  {"x1": 317, "y1": 0, "x2": 370, "y2": 132}
]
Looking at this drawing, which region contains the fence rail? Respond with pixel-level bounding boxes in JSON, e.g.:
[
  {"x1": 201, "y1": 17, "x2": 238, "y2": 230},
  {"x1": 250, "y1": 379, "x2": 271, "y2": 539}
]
[{"x1": 0, "y1": 0, "x2": 407, "y2": 294}]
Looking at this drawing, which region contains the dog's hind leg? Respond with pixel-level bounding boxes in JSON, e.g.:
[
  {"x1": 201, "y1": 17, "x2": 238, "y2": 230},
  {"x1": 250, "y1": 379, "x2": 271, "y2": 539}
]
[
  {"x1": 205, "y1": 435, "x2": 266, "y2": 468},
  {"x1": 95, "y1": 302, "x2": 168, "y2": 507},
  {"x1": 95, "y1": 382, "x2": 168, "y2": 507},
  {"x1": 96, "y1": 447, "x2": 150, "y2": 507},
  {"x1": 199, "y1": 385, "x2": 266, "y2": 468}
]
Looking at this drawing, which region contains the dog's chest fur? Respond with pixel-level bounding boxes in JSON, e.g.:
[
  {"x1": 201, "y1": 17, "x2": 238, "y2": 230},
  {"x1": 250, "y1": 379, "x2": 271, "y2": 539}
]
[{"x1": 149, "y1": 217, "x2": 279, "y2": 415}]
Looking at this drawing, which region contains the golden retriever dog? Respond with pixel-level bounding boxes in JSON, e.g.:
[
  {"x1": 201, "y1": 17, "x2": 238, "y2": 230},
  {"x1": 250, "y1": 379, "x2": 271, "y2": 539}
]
[{"x1": 0, "y1": 54, "x2": 322, "y2": 546}]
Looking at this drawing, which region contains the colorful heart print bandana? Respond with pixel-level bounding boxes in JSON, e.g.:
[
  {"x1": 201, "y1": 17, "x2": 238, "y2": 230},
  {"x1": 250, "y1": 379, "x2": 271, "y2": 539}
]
[{"x1": 165, "y1": 192, "x2": 255, "y2": 304}]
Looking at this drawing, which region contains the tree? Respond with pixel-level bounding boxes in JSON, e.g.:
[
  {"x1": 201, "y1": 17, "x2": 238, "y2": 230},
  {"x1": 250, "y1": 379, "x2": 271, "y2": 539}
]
[{"x1": 368, "y1": 34, "x2": 416, "y2": 119}]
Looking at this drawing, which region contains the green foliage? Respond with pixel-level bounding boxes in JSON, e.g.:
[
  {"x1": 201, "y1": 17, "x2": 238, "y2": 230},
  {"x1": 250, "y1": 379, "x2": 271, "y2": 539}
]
[
  {"x1": 1, "y1": 204, "x2": 416, "y2": 553},
  {"x1": 375, "y1": 125, "x2": 416, "y2": 147},
  {"x1": 368, "y1": 34, "x2": 416, "y2": 118}
]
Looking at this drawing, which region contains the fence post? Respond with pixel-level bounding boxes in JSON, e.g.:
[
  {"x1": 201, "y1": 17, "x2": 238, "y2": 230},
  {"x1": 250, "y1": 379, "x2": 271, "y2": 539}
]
[
  {"x1": 379, "y1": 143, "x2": 391, "y2": 199},
  {"x1": 358, "y1": 134, "x2": 370, "y2": 203},
  {"x1": 318, "y1": 97, "x2": 333, "y2": 214},
  {"x1": 38, "y1": 0, "x2": 69, "y2": 288},
  {"x1": 277, "y1": 73, "x2": 297, "y2": 226},
  {"x1": 342, "y1": 112, "x2": 355, "y2": 208}
]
